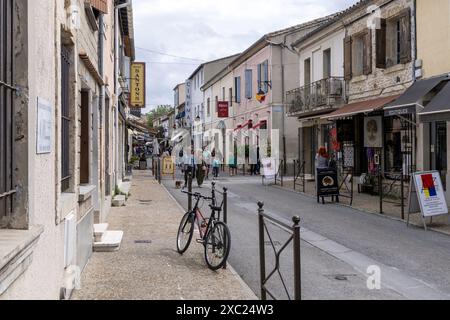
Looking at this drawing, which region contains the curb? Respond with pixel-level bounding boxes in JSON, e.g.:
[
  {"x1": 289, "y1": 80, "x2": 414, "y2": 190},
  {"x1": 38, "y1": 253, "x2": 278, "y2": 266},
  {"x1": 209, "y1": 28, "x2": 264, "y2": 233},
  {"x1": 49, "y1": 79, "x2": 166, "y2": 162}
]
[
  {"x1": 159, "y1": 180, "x2": 259, "y2": 300},
  {"x1": 272, "y1": 184, "x2": 450, "y2": 237}
]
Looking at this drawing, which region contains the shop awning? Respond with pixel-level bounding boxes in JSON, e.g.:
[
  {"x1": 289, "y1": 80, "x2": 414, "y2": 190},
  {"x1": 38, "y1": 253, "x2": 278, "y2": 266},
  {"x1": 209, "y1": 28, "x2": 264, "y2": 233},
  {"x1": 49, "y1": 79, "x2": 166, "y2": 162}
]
[
  {"x1": 419, "y1": 80, "x2": 450, "y2": 122},
  {"x1": 322, "y1": 95, "x2": 400, "y2": 120},
  {"x1": 384, "y1": 75, "x2": 450, "y2": 116}
]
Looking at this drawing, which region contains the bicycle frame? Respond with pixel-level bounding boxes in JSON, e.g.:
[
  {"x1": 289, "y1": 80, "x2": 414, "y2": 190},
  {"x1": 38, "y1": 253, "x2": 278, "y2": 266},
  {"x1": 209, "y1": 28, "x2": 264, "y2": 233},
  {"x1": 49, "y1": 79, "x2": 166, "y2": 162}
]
[{"x1": 189, "y1": 192, "x2": 223, "y2": 242}]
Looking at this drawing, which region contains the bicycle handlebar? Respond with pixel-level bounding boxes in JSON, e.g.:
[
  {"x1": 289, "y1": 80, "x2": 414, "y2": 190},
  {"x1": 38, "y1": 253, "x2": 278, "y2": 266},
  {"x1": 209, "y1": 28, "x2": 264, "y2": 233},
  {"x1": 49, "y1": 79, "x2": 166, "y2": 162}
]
[{"x1": 181, "y1": 189, "x2": 214, "y2": 201}]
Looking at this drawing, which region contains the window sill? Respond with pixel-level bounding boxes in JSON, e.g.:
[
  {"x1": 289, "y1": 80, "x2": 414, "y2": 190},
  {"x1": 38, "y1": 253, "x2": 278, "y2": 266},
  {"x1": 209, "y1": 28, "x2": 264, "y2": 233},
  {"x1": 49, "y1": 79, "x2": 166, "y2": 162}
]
[
  {"x1": 384, "y1": 64, "x2": 406, "y2": 75},
  {"x1": 350, "y1": 74, "x2": 368, "y2": 83},
  {"x1": 0, "y1": 226, "x2": 44, "y2": 295},
  {"x1": 79, "y1": 185, "x2": 96, "y2": 203}
]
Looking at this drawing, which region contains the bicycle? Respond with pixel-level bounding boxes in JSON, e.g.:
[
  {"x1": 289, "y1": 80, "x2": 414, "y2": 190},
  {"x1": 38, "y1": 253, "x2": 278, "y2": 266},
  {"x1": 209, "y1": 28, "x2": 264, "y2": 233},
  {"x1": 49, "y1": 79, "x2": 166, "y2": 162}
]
[{"x1": 176, "y1": 184, "x2": 231, "y2": 271}]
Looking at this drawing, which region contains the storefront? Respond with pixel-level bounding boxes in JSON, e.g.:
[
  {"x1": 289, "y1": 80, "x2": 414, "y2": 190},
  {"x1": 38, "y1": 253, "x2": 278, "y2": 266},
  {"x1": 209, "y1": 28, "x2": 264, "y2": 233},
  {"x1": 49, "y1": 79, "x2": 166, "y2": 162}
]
[
  {"x1": 417, "y1": 77, "x2": 450, "y2": 195},
  {"x1": 323, "y1": 95, "x2": 400, "y2": 178},
  {"x1": 385, "y1": 74, "x2": 450, "y2": 186}
]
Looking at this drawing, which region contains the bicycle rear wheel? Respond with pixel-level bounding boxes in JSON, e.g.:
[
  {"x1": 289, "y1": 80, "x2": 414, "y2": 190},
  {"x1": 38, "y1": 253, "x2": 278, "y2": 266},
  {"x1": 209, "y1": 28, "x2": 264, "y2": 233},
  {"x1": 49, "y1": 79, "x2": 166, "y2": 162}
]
[
  {"x1": 177, "y1": 212, "x2": 195, "y2": 254},
  {"x1": 204, "y1": 221, "x2": 231, "y2": 270}
]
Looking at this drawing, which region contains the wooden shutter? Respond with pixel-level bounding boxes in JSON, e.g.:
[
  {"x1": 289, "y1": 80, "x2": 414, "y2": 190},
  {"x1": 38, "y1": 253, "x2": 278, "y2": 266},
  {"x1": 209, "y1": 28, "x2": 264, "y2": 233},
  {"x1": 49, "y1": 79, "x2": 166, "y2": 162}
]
[
  {"x1": 263, "y1": 61, "x2": 269, "y2": 93},
  {"x1": 245, "y1": 69, "x2": 252, "y2": 99},
  {"x1": 344, "y1": 36, "x2": 353, "y2": 80},
  {"x1": 399, "y1": 8, "x2": 412, "y2": 64},
  {"x1": 257, "y1": 64, "x2": 262, "y2": 92},
  {"x1": 376, "y1": 19, "x2": 387, "y2": 68},
  {"x1": 89, "y1": 0, "x2": 108, "y2": 14},
  {"x1": 363, "y1": 30, "x2": 372, "y2": 75}
]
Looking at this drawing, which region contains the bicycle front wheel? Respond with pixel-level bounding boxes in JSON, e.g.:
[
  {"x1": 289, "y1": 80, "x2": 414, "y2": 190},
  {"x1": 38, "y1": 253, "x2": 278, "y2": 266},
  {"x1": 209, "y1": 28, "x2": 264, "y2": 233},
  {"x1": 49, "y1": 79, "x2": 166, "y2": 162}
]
[
  {"x1": 204, "y1": 221, "x2": 231, "y2": 270},
  {"x1": 177, "y1": 212, "x2": 195, "y2": 254}
]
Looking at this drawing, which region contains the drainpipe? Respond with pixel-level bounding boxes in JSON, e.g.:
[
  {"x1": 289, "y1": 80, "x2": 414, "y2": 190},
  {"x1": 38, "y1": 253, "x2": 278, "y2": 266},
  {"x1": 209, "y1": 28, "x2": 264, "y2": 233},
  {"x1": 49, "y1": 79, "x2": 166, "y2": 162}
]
[
  {"x1": 114, "y1": 0, "x2": 132, "y2": 187},
  {"x1": 98, "y1": 12, "x2": 105, "y2": 215}
]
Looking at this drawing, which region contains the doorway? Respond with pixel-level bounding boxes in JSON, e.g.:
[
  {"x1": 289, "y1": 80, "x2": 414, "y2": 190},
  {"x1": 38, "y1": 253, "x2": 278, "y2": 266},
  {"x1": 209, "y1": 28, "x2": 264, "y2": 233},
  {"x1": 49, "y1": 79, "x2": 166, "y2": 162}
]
[{"x1": 431, "y1": 121, "x2": 447, "y2": 190}]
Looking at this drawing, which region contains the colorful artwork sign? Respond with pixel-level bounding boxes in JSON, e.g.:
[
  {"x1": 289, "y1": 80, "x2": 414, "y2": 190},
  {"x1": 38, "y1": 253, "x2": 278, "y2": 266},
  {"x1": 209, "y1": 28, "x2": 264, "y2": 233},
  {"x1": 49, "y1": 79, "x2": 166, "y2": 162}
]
[{"x1": 413, "y1": 171, "x2": 448, "y2": 217}]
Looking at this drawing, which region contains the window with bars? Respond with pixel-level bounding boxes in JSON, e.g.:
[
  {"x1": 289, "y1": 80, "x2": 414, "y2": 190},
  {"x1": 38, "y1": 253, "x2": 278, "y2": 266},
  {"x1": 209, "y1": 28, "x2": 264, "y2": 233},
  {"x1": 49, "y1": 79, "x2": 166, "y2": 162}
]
[
  {"x1": 61, "y1": 46, "x2": 72, "y2": 192},
  {"x1": 1, "y1": 0, "x2": 15, "y2": 221}
]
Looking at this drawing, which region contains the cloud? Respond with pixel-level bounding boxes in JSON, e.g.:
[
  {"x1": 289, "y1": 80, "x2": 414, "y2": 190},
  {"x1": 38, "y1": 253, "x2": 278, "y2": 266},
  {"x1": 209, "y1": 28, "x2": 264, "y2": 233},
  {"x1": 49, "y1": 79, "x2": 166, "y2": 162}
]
[{"x1": 133, "y1": 0, "x2": 357, "y2": 113}]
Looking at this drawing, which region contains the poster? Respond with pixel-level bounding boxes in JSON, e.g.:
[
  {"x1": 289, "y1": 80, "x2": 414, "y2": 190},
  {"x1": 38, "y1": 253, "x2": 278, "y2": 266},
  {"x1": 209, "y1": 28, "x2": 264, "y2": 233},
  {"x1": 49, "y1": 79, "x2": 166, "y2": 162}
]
[
  {"x1": 162, "y1": 156, "x2": 175, "y2": 175},
  {"x1": 37, "y1": 98, "x2": 52, "y2": 154},
  {"x1": 413, "y1": 171, "x2": 448, "y2": 217},
  {"x1": 364, "y1": 116, "x2": 382, "y2": 148}
]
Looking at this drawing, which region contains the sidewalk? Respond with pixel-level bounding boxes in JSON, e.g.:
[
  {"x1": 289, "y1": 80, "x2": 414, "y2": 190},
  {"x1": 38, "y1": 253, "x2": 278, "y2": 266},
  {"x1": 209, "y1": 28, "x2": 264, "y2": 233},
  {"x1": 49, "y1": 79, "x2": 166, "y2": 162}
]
[
  {"x1": 71, "y1": 170, "x2": 256, "y2": 300},
  {"x1": 278, "y1": 178, "x2": 450, "y2": 236}
]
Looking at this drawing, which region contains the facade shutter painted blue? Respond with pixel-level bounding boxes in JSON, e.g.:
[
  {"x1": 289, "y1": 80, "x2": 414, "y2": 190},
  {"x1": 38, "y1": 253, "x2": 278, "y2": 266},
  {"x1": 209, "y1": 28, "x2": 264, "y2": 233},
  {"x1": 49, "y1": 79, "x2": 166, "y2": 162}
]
[{"x1": 245, "y1": 69, "x2": 252, "y2": 99}]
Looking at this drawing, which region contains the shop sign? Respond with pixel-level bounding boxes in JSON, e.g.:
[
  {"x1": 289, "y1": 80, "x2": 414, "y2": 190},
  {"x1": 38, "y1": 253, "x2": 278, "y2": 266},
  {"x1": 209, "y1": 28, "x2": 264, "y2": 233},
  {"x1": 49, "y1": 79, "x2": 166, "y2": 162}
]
[
  {"x1": 316, "y1": 168, "x2": 339, "y2": 198},
  {"x1": 130, "y1": 62, "x2": 146, "y2": 108},
  {"x1": 384, "y1": 106, "x2": 415, "y2": 117},
  {"x1": 218, "y1": 101, "x2": 229, "y2": 118},
  {"x1": 410, "y1": 171, "x2": 448, "y2": 217}
]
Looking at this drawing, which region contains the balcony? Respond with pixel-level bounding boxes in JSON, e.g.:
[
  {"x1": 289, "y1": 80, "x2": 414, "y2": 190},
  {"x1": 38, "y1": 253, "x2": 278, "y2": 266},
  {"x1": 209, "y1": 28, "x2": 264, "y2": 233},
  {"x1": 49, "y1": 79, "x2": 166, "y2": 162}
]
[{"x1": 287, "y1": 77, "x2": 345, "y2": 116}]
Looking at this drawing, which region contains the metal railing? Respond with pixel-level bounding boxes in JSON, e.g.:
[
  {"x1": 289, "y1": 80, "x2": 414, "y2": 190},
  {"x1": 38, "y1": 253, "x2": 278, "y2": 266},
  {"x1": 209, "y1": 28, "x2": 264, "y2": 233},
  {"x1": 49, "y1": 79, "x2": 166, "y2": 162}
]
[
  {"x1": 258, "y1": 202, "x2": 301, "y2": 300},
  {"x1": 293, "y1": 160, "x2": 306, "y2": 193},
  {"x1": 286, "y1": 77, "x2": 345, "y2": 115}
]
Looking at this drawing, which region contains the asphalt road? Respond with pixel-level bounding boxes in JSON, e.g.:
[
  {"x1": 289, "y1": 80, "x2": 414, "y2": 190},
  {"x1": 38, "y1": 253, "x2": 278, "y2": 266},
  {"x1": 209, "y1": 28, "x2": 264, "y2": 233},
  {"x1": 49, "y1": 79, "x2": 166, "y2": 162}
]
[{"x1": 162, "y1": 176, "x2": 450, "y2": 300}]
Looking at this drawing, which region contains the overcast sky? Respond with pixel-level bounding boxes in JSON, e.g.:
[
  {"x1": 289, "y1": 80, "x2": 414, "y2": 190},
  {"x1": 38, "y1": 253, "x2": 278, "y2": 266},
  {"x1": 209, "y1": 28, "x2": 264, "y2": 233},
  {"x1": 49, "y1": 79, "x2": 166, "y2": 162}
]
[{"x1": 133, "y1": 0, "x2": 357, "y2": 113}]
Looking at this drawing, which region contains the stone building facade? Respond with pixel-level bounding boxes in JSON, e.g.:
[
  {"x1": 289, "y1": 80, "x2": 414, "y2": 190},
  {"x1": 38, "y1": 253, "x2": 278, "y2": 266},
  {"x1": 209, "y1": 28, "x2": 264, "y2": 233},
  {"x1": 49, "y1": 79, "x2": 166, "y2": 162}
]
[{"x1": 0, "y1": 0, "x2": 134, "y2": 300}]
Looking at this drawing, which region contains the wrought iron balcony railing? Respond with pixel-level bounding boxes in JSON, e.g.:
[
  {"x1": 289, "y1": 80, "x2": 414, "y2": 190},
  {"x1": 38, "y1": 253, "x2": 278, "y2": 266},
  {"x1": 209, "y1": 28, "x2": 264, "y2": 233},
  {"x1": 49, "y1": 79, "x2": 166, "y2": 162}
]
[{"x1": 286, "y1": 77, "x2": 345, "y2": 115}]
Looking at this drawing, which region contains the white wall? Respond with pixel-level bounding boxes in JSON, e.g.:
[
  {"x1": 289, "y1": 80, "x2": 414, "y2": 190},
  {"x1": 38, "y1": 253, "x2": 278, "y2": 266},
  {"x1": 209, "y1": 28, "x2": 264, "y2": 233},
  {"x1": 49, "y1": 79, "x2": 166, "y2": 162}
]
[{"x1": 299, "y1": 29, "x2": 345, "y2": 86}]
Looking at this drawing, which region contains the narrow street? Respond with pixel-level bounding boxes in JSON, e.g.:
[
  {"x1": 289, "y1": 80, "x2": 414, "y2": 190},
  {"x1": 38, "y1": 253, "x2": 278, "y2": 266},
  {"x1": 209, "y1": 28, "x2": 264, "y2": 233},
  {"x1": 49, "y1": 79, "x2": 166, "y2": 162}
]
[{"x1": 163, "y1": 176, "x2": 450, "y2": 300}]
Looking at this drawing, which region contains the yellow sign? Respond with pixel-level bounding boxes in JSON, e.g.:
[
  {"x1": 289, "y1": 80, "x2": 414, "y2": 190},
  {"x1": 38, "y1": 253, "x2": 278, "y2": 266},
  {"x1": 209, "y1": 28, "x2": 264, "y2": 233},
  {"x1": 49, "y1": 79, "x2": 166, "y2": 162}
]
[
  {"x1": 162, "y1": 157, "x2": 175, "y2": 175},
  {"x1": 130, "y1": 62, "x2": 146, "y2": 108}
]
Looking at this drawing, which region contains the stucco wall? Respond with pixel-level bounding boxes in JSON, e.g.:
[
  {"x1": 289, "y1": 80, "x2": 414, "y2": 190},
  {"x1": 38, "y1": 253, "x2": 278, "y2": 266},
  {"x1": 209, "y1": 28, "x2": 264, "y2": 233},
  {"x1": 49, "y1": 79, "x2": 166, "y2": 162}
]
[
  {"x1": 1, "y1": 0, "x2": 65, "y2": 300},
  {"x1": 417, "y1": 0, "x2": 450, "y2": 78}
]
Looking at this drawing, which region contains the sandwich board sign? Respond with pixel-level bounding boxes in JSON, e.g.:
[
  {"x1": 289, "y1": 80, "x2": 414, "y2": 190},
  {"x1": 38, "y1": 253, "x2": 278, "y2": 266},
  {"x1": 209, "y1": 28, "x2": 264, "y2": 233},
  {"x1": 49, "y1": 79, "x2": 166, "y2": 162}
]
[
  {"x1": 262, "y1": 158, "x2": 276, "y2": 186},
  {"x1": 407, "y1": 171, "x2": 449, "y2": 231}
]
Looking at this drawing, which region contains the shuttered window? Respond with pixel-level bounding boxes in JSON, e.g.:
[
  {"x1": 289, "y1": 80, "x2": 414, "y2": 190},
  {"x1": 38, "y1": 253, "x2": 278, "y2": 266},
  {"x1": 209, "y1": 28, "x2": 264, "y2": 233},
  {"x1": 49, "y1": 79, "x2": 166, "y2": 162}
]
[
  {"x1": 0, "y1": 0, "x2": 15, "y2": 220},
  {"x1": 245, "y1": 69, "x2": 252, "y2": 99},
  {"x1": 376, "y1": 19, "x2": 387, "y2": 68},
  {"x1": 235, "y1": 77, "x2": 241, "y2": 103},
  {"x1": 399, "y1": 8, "x2": 412, "y2": 64},
  {"x1": 61, "y1": 46, "x2": 72, "y2": 192},
  {"x1": 377, "y1": 9, "x2": 411, "y2": 68},
  {"x1": 344, "y1": 36, "x2": 352, "y2": 80},
  {"x1": 89, "y1": 0, "x2": 108, "y2": 14},
  {"x1": 363, "y1": 30, "x2": 372, "y2": 75},
  {"x1": 257, "y1": 61, "x2": 269, "y2": 93}
]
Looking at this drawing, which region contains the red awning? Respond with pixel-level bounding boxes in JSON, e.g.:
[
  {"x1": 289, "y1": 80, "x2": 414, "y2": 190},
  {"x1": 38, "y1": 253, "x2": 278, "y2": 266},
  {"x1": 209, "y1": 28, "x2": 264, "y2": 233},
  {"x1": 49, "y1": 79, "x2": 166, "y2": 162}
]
[
  {"x1": 322, "y1": 95, "x2": 400, "y2": 120},
  {"x1": 252, "y1": 120, "x2": 267, "y2": 129},
  {"x1": 234, "y1": 120, "x2": 252, "y2": 131}
]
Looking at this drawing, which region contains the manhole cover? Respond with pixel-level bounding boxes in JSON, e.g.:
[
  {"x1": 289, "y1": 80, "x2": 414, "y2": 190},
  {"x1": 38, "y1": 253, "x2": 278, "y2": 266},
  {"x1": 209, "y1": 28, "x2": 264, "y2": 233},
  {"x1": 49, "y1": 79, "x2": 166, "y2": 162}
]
[
  {"x1": 139, "y1": 200, "x2": 152, "y2": 203},
  {"x1": 135, "y1": 240, "x2": 152, "y2": 244}
]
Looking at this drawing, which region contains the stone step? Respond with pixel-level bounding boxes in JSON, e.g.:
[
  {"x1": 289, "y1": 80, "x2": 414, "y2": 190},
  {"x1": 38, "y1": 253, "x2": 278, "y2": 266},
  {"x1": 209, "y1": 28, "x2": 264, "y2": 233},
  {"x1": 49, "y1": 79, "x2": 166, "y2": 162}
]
[
  {"x1": 112, "y1": 195, "x2": 126, "y2": 207},
  {"x1": 93, "y1": 223, "x2": 108, "y2": 242},
  {"x1": 93, "y1": 231, "x2": 124, "y2": 252}
]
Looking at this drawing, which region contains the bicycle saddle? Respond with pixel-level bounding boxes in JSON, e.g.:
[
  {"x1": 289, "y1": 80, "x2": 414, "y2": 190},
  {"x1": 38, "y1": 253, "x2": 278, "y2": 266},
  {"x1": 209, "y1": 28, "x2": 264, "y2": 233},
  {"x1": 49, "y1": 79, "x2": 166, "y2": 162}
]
[{"x1": 209, "y1": 205, "x2": 222, "y2": 212}]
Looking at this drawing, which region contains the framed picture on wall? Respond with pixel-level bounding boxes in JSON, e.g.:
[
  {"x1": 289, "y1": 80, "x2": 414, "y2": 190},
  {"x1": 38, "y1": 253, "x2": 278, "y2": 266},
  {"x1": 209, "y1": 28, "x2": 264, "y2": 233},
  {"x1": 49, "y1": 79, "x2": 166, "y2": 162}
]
[{"x1": 364, "y1": 116, "x2": 383, "y2": 148}]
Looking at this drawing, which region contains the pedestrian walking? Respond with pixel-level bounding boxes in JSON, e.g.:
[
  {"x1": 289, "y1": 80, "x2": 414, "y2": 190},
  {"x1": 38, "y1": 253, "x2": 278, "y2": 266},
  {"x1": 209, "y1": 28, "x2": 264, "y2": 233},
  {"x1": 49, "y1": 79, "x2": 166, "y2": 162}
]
[{"x1": 315, "y1": 146, "x2": 329, "y2": 170}]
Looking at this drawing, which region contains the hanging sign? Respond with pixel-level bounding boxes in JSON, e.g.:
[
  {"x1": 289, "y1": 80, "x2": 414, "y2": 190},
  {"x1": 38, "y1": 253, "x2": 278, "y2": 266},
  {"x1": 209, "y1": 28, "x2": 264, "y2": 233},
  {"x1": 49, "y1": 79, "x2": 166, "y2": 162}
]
[
  {"x1": 407, "y1": 171, "x2": 449, "y2": 230},
  {"x1": 130, "y1": 62, "x2": 146, "y2": 108},
  {"x1": 217, "y1": 101, "x2": 229, "y2": 118}
]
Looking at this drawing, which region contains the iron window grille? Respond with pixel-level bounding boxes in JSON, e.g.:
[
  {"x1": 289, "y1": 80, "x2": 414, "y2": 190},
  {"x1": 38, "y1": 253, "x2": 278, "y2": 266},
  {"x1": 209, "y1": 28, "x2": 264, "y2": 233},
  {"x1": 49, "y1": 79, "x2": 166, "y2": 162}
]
[
  {"x1": 61, "y1": 45, "x2": 72, "y2": 192},
  {"x1": 1, "y1": 0, "x2": 16, "y2": 221}
]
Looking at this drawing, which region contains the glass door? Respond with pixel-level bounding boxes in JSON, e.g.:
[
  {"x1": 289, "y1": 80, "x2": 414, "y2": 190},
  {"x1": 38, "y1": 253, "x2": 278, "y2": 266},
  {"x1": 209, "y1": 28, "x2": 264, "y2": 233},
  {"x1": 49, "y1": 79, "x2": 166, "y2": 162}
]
[{"x1": 431, "y1": 122, "x2": 447, "y2": 190}]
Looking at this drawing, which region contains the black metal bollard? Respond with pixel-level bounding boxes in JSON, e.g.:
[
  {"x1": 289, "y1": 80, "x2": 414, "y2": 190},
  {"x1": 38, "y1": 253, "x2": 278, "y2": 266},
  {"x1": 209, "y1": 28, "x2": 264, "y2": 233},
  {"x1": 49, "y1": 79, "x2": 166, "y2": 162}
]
[
  {"x1": 158, "y1": 157, "x2": 162, "y2": 184},
  {"x1": 258, "y1": 202, "x2": 267, "y2": 300},
  {"x1": 292, "y1": 216, "x2": 301, "y2": 300},
  {"x1": 188, "y1": 172, "x2": 193, "y2": 212},
  {"x1": 401, "y1": 172, "x2": 405, "y2": 220}
]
